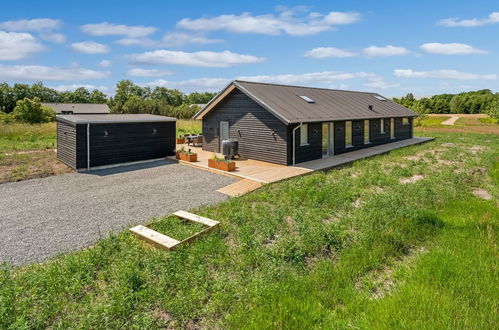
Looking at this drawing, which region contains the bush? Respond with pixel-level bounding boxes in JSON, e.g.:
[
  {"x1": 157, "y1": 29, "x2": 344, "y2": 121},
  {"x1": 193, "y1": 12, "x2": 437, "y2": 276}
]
[
  {"x1": 11, "y1": 97, "x2": 55, "y2": 124},
  {"x1": 0, "y1": 111, "x2": 15, "y2": 124},
  {"x1": 485, "y1": 100, "x2": 499, "y2": 119}
]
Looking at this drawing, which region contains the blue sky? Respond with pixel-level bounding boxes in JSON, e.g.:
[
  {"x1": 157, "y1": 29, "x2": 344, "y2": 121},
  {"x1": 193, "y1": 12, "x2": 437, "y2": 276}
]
[{"x1": 1, "y1": 0, "x2": 498, "y2": 96}]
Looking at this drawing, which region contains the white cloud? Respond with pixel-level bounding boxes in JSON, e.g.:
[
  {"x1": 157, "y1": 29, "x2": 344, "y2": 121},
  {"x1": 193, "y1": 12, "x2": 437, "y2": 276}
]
[
  {"x1": 176, "y1": 8, "x2": 360, "y2": 36},
  {"x1": 80, "y1": 22, "x2": 157, "y2": 37},
  {"x1": 419, "y1": 42, "x2": 488, "y2": 55},
  {"x1": 236, "y1": 71, "x2": 358, "y2": 84},
  {"x1": 98, "y1": 60, "x2": 112, "y2": 68},
  {"x1": 70, "y1": 41, "x2": 110, "y2": 54},
  {"x1": 116, "y1": 32, "x2": 222, "y2": 48},
  {"x1": 304, "y1": 47, "x2": 358, "y2": 58},
  {"x1": 127, "y1": 68, "x2": 173, "y2": 77},
  {"x1": 161, "y1": 32, "x2": 222, "y2": 47},
  {"x1": 40, "y1": 33, "x2": 65, "y2": 43},
  {"x1": 50, "y1": 84, "x2": 110, "y2": 92},
  {"x1": 0, "y1": 64, "x2": 110, "y2": 81},
  {"x1": 362, "y1": 45, "x2": 409, "y2": 57},
  {"x1": 144, "y1": 71, "x2": 398, "y2": 93},
  {"x1": 0, "y1": 18, "x2": 61, "y2": 31},
  {"x1": 0, "y1": 31, "x2": 45, "y2": 60},
  {"x1": 145, "y1": 78, "x2": 229, "y2": 92},
  {"x1": 437, "y1": 12, "x2": 499, "y2": 27},
  {"x1": 129, "y1": 50, "x2": 265, "y2": 67},
  {"x1": 393, "y1": 69, "x2": 497, "y2": 80}
]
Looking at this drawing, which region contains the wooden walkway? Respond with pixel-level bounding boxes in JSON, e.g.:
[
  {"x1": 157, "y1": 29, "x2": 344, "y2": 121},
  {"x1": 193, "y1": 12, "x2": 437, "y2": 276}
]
[{"x1": 171, "y1": 137, "x2": 433, "y2": 196}]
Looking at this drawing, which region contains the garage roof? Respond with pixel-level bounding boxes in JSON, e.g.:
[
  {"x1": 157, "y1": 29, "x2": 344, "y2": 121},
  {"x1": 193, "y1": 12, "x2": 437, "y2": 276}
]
[
  {"x1": 43, "y1": 103, "x2": 110, "y2": 114},
  {"x1": 56, "y1": 114, "x2": 177, "y2": 124},
  {"x1": 194, "y1": 80, "x2": 418, "y2": 124}
]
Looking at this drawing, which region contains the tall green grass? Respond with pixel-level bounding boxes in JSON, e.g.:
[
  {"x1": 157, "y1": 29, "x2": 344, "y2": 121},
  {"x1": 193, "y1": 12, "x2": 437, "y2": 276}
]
[
  {"x1": 0, "y1": 131, "x2": 497, "y2": 328},
  {"x1": 0, "y1": 123, "x2": 56, "y2": 152}
]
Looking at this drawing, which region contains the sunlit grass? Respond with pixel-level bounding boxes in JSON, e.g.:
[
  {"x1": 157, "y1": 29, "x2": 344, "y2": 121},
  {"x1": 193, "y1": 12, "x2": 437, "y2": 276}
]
[{"x1": 0, "y1": 130, "x2": 497, "y2": 328}]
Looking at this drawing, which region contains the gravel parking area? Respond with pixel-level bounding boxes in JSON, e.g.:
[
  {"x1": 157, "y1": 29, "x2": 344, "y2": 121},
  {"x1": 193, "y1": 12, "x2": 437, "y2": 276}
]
[{"x1": 0, "y1": 160, "x2": 235, "y2": 266}]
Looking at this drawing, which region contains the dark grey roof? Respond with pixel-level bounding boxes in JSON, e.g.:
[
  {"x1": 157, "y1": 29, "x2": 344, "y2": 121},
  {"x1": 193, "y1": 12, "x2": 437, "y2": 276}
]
[
  {"x1": 43, "y1": 103, "x2": 110, "y2": 114},
  {"x1": 56, "y1": 114, "x2": 176, "y2": 124},
  {"x1": 195, "y1": 80, "x2": 418, "y2": 124}
]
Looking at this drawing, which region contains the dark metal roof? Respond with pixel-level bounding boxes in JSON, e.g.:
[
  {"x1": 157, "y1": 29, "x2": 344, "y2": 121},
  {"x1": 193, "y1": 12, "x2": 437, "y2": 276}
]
[
  {"x1": 43, "y1": 103, "x2": 110, "y2": 114},
  {"x1": 194, "y1": 80, "x2": 418, "y2": 124},
  {"x1": 56, "y1": 114, "x2": 176, "y2": 125}
]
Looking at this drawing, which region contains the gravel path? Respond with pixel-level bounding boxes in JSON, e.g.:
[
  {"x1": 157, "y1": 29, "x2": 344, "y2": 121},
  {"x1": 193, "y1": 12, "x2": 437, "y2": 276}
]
[
  {"x1": 0, "y1": 160, "x2": 235, "y2": 266},
  {"x1": 441, "y1": 115, "x2": 459, "y2": 125}
]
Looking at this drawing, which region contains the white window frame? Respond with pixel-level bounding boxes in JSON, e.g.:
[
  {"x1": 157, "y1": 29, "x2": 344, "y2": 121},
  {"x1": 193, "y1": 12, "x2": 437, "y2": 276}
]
[
  {"x1": 380, "y1": 118, "x2": 385, "y2": 134},
  {"x1": 402, "y1": 117, "x2": 409, "y2": 125},
  {"x1": 364, "y1": 120, "x2": 370, "y2": 144},
  {"x1": 300, "y1": 124, "x2": 309, "y2": 146},
  {"x1": 345, "y1": 121, "x2": 353, "y2": 148}
]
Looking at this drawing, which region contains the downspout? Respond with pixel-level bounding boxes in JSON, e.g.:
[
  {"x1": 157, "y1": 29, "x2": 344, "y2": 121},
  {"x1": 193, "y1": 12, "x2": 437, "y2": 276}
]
[
  {"x1": 87, "y1": 123, "x2": 90, "y2": 171},
  {"x1": 291, "y1": 122, "x2": 303, "y2": 165}
]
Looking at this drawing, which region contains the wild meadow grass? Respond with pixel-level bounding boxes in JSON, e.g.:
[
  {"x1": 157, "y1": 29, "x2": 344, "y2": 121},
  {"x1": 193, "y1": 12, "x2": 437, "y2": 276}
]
[
  {"x1": 0, "y1": 122, "x2": 56, "y2": 152},
  {"x1": 0, "y1": 130, "x2": 497, "y2": 328}
]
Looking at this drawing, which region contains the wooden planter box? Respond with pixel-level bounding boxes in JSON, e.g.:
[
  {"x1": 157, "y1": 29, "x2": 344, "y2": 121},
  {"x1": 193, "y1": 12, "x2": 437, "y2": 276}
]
[
  {"x1": 177, "y1": 152, "x2": 197, "y2": 162},
  {"x1": 208, "y1": 158, "x2": 236, "y2": 172},
  {"x1": 176, "y1": 138, "x2": 185, "y2": 144}
]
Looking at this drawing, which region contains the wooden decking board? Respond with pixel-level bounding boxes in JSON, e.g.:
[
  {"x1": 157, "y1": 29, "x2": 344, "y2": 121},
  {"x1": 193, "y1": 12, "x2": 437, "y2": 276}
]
[
  {"x1": 173, "y1": 210, "x2": 219, "y2": 227},
  {"x1": 129, "y1": 225, "x2": 180, "y2": 250},
  {"x1": 217, "y1": 179, "x2": 263, "y2": 197}
]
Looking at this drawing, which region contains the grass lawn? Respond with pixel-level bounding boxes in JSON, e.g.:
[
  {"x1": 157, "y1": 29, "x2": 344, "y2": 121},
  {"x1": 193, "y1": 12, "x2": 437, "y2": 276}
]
[
  {"x1": 416, "y1": 115, "x2": 449, "y2": 126},
  {"x1": 0, "y1": 126, "x2": 497, "y2": 328}
]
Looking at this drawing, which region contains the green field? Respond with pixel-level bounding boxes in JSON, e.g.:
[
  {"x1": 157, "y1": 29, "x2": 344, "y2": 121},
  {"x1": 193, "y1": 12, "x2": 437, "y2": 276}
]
[{"x1": 1, "y1": 126, "x2": 497, "y2": 328}]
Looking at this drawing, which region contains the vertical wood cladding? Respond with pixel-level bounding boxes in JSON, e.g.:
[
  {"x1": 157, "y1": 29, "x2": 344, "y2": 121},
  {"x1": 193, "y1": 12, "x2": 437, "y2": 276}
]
[
  {"x1": 57, "y1": 119, "x2": 176, "y2": 170},
  {"x1": 201, "y1": 88, "x2": 415, "y2": 165},
  {"x1": 202, "y1": 89, "x2": 289, "y2": 165}
]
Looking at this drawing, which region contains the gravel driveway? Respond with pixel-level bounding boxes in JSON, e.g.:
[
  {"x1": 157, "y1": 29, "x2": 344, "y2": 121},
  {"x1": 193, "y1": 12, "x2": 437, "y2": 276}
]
[{"x1": 0, "y1": 160, "x2": 235, "y2": 266}]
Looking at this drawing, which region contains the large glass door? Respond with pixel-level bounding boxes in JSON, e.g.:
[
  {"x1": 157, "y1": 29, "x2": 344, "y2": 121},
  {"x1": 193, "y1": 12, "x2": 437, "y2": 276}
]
[{"x1": 322, "y1": 123, "x2": 334, "y2": 157}]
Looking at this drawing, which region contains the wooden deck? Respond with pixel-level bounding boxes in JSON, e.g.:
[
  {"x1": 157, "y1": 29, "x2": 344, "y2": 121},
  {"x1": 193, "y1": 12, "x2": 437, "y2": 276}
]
[
  {"x1": 170, "y1": 145, "x2": 311, "y2": 184},
  {"x1": 171, "y1": 137, "x2": 433, "y2": 196}
]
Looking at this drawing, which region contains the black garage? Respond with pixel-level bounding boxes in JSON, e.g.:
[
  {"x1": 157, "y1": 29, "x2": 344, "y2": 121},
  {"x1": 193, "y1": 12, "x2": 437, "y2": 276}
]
[{"x1": 56, "y1": 114, "x2": 176, "y2": 171}]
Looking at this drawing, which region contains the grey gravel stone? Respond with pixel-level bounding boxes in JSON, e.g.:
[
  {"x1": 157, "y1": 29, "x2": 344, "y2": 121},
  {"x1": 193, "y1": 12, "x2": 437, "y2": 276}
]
[{"x1": 0, "y1": 160, "x2": 235, "y2": 266}]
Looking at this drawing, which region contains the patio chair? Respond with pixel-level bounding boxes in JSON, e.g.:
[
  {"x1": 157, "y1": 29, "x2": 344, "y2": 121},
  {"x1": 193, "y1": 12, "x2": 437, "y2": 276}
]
[{"x1": 193, "y1": 135, "x2": 203, "y2": 147}]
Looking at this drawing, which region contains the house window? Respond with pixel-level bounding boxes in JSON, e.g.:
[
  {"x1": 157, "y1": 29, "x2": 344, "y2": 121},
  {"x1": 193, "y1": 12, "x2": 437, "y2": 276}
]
[
  {"x1": 364, "y1": 120, "x2": 370, "y2": 144},
  {"x1": 380, "y1": 118, "x2": 385, "y2": 134},
  {"x1": 403, "y1": 117, "x2": 409, "y2": 125},
  {"x1": 345, "y1": 121, "x2": 353, "y2": 147},
  {"x1": 390, "y1": 118, "x2": 395, "y2": 139},
  {"x1": 300, "y1": 124, "x2": 308, "y2": 146}
]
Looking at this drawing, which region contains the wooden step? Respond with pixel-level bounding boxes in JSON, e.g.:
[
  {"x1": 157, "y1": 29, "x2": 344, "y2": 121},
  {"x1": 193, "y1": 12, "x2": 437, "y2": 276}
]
[
  {"x1": 129, "y1": 225, "x2": 180, "y2": 250},
  {"x1": 217, "y1": 179, "x2": 262, "y2": 197},
  {"x1": 173, "y1": 210, "x2": 219, "y2": 227}
]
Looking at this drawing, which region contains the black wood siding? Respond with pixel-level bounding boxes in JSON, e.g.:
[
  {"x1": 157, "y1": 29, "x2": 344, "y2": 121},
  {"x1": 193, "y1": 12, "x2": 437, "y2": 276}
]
[
  {"x1": 56, "y1": 121, "x2": 77, "y2": 169},
  {"x1": 202, "y1": 89, "x2": 289, "y2": 165},
  {"x1": 57, "y1": 120, "x2": 175, "y2": 170},
  {"x1": 289, "y1": 117, "x2": 414, "y2": 164}
]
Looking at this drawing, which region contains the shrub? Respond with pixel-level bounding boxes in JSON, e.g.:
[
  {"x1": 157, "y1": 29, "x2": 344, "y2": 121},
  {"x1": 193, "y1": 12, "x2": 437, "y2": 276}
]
[
  {"x1": 11, "y1": 97, "x2": 55, "y2": 124},
  {"x1": 0, "y1": 111, "x2": 15, "y2": 124}
]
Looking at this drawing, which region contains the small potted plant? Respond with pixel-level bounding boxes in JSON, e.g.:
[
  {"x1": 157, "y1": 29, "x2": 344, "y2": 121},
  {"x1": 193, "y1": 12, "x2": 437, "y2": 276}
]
[
  {"x1": 176, "y1": 135, "x2": 186, "y2": 144},
  {"x1": 208, "y1": 154, "x2": 236, "y2": 172},
  {"x1": 176, "y1": 146, "x2": 197, "y2": 162}
]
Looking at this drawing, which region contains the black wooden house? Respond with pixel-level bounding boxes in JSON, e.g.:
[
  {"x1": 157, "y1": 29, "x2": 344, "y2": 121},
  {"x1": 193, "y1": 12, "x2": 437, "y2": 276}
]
[
  {"x1": 56, "y1": 114, "x2": 176, "y2": 171},
  {"x1": 193, "y1": 80, "x2": 418, "y2": 165}
]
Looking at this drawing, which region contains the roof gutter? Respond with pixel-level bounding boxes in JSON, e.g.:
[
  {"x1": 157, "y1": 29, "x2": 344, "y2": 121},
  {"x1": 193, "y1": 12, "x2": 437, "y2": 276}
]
[{"x1": 292, "y1": 122, "x2": 303, "y2": 166}]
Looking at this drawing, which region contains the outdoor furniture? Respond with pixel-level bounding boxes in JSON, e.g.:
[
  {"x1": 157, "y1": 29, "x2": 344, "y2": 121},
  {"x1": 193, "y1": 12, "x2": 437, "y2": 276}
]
[{"x1": 193, "y1": 135, "x2": 203, "y2": 147}]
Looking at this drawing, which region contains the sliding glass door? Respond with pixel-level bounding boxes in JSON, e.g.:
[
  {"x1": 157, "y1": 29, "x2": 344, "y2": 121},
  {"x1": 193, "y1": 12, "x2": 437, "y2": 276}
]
[{"x1": 322, "y1": 122, "x2": 334, "y2": 157}]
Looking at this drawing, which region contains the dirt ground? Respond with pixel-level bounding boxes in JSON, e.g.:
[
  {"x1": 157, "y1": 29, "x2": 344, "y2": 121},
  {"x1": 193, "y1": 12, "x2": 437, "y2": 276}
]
[{"x1": 0, "y1": 149, "x2": 72, "y2": 184}]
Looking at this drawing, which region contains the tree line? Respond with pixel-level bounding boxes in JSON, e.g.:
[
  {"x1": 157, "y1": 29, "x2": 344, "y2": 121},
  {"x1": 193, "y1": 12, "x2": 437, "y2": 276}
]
[
  {"x1": 0, "y1": 80, "x2": 217, "y2": 121},
  {"x1": 392, "y1": 89, "x2": 499, "y2": 119}
]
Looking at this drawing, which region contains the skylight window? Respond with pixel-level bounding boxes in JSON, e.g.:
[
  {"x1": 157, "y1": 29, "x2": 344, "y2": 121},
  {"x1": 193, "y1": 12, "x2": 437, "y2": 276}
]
[
  {"x1": 299, "y1": 95, "x2": 315, "y2": 103},
  {"x1": 374, "y1": 95, "x2": 387, "y2": 101}
]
